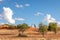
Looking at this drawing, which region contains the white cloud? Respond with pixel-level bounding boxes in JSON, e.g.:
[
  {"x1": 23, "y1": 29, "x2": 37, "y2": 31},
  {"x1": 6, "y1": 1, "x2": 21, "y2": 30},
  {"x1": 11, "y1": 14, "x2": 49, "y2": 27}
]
[
  {"x1": 15, "y1": 4, "x2": 20, "y2": 8},
  {"x1": 15, "y1": 18, "x2": 25, "y2": 21},
  {"x1": 0, "y1": 22, "x2": 8, "y2": 25},
  {"x1": 0, "y1": 14, "x2": 3, "y2": 19},
  {"x1": 25, "y1": 4, "x2": 30, "y2": 7},
  {"x1": 44, "y1": 14, "x2": 56, "y2": 23},
  {"x1": 57, "y1": 22, "x2": 60, "y2": 25},
  {"x1": 0, "y1": 23, "x2": 4, "y2": 25},
  {"x1": 34, "y1": 12, "x2": 43, "y2": 16},
  {"x1": 0, "y1": 0, "x2": 2, "y2": 2},
  {"x1": 15, "y1": 3, "x2": 23, "y2": 8},
  {"x1": 3, "y1": 7, "x2": 15, "y2": 24},
  {"x1": 44, "y1": 14, "x2": 60, "y2": 27},
  {"x1": 0, "y1": 17, "x2": 2, "y2": 19},
  {"x1": 56, "y1": 21, "x2": 60, "y2": 27},
  {"x1": 15, "y1": 3, "x2": 30, "y2": 8},
  {"x1": 0, "y1": 14, "x2": 2, "y2": 17},
  {"x1": 19, "y1": 5, "x2": 23, "y2": 8}
]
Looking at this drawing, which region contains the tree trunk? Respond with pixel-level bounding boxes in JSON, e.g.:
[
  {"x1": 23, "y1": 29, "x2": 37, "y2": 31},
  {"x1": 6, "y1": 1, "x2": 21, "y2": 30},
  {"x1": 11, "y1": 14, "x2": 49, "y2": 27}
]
[
  {"x1": 21, "y1": 31, "x2": 24, "y2": 35},
  {"x1": 42, "y1": 32, "x2": 44, "y2": 37}
]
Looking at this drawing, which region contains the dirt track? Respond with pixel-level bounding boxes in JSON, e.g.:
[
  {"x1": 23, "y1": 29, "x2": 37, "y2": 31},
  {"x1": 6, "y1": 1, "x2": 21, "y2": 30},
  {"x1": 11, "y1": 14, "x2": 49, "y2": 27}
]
[{"x1": 0, "y1": 29, "x2": 60, "y2": 40}]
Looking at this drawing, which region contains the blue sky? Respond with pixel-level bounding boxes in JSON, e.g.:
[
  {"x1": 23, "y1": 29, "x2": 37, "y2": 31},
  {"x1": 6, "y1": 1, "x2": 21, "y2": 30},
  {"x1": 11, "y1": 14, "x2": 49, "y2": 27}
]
[{"x1": 0, "y1": 0, "x2": 60, "y2": 26}]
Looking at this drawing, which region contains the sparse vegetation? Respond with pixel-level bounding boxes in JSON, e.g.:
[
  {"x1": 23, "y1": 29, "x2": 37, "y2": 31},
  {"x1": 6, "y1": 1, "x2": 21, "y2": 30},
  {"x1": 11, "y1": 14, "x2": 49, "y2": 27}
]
[
  {"x1": 48, "y1": 22, "x2": 58, "y2": 34},
  {"x1": 8, "y1": 24, "x2": 17, "y2": 29},
  {"x1": 0, "y1": 22, "x2": 59, "y2": 40},
  {"x1": 38, "y1": 23, "x2": 48, "y2": 37},
  {"x1": 17, "y1": 23, "x2": 29, "y2": 37}
]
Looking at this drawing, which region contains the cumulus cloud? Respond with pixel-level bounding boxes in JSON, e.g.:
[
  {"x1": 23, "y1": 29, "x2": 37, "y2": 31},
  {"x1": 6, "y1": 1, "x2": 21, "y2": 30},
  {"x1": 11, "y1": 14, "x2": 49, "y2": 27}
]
[
  {"x1": 3, "y1": 7, "x2": 15, "y2": 24},
  {"x1": 0, "y1": 14, "x2": 2, "y2": 17},
  {"x1": 43, "y1": 14, "x2": 60, "y2": 27},
  {"x1": 34, "y1": 12, "x2": 44, "y2": 16},
  {"x1": 0, "y1": 22, "x2": 4, "y2": 25},
  {"x1": 0, "y1": 14, "x2": 2, "y2": 19},
  {"x1": 0, "y1": 0, "x2": 2, "y2": 2},
  {"x1": 57, "y1": 22, "x2": 60, "y2": 24},
  {"x1": 0, "y1": 22, "x2": 8, "y2": 25},
  {"x1": 44, "y1": 14, "x2": 56, "y2": 23},
  {"x1": 56, "y1": 21, "x2": 60, "y2": 27},
  {"x1": 15, "y1": 18, "x2": 25, "y2": 21},
  {"x1": 0, "y1": 17, "x2": 2, "y2": 19}
]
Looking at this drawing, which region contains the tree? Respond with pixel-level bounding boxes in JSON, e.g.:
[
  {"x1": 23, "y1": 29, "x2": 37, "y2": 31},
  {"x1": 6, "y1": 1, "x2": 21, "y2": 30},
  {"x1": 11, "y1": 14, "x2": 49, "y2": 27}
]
[
  {"x1": 34, "y1": 24, "x2": 36, "y2": 28},
  {"x1": 8, "y1": 24, "x2": 16, "y2": 29},
  {"x1": 17, "y1": 24, "x2": 22, "y2": 29},
  {"x1": 39, "y1": 23, "x2": 48, "y2": 37},
  {"x1": 17, "y1": 23, "x2": 28, "y2": 37},
  {"x1": 48, "y1": 23, "x2": 53, "y2": 31},
  {"x1": 48, "y1": 22, "x2": 58, "y2": 34}
]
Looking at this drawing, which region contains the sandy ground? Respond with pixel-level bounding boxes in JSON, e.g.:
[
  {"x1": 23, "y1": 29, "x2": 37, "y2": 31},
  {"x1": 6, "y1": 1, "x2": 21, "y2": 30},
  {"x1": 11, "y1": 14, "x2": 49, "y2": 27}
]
[{"x1": 0, "y1": 29, "x2": 60, "y2": 40}]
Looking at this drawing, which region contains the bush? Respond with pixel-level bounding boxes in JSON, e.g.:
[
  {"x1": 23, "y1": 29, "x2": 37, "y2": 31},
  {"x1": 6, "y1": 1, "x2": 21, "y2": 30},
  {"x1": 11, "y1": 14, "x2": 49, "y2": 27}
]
[
  {"x1": 48, "y1": 22, "x2": 58, "y2": 34},
  {"x1": 39, "y1": 23, "x2": 48, "y2": 37},
  {"x1": 17, "y1": 23, "x2": 28, "y2": 37},
  {"x1": 8, "y1": 24, "x2": 16, "y2": 29}
]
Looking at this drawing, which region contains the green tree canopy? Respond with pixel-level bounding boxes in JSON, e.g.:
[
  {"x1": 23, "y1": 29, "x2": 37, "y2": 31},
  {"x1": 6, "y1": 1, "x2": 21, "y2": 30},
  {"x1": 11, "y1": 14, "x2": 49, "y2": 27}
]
[
  {"x1": 17, "y1": 23, "x2": 28, "y2": 33},
  {"x1": 39, "y1": 23, "x2": 48, "y2": 37},
  {"x1": 17, "y1": 23, "x2": 29, "y2": 37},
  {"x1": 17, "y1": 23, "x2": 28, "y2": 30},
  {"x1": 48, "y1": 22, "x2": 58, "y2": 34}
]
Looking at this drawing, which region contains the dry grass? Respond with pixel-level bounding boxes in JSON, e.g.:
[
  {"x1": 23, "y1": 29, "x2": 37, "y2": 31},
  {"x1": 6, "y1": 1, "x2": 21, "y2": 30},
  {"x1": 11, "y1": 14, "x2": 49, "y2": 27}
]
[{"x1": 0, "y1": 29, "x2": 60, "y2": 40}]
